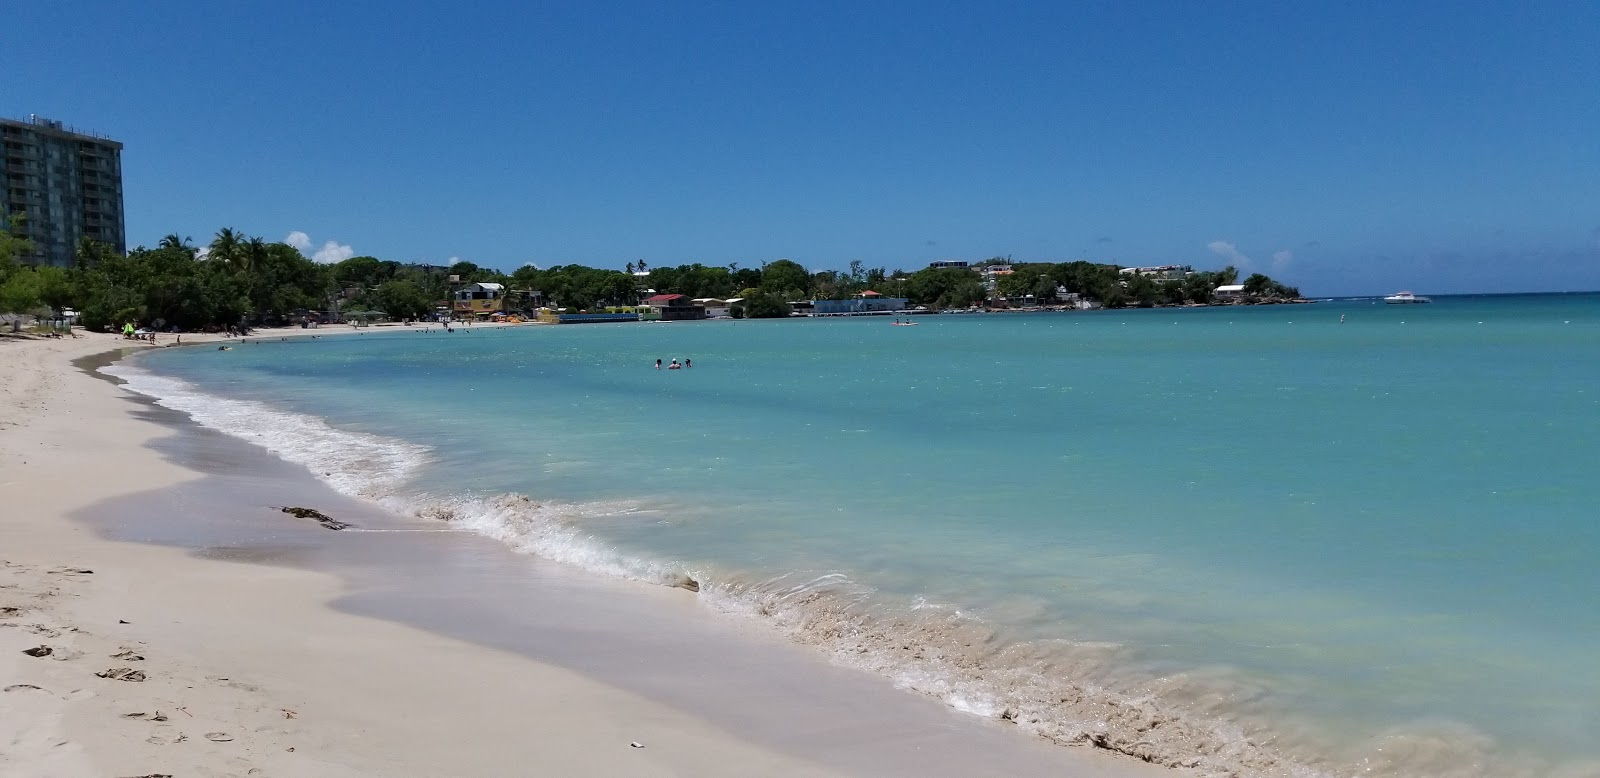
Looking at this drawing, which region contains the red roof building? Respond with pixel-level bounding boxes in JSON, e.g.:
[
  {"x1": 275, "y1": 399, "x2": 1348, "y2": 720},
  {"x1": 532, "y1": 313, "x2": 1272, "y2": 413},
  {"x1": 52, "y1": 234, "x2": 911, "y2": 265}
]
[{"x1": 640, "y1": 293, "x2": 705, "y2": 321}]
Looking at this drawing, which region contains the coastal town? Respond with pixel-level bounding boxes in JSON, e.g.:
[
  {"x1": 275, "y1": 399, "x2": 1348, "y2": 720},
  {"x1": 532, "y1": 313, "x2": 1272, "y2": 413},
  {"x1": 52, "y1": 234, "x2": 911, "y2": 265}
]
[{"x1": 2, "y1": 112, "x2": 1302, "y2": 334}]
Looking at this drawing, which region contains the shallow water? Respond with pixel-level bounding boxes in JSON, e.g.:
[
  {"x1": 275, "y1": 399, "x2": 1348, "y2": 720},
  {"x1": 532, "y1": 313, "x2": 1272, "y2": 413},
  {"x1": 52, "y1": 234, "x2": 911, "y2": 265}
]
[{"x1": 112, "y1": 295, "x2": 1600, "y2": 776}]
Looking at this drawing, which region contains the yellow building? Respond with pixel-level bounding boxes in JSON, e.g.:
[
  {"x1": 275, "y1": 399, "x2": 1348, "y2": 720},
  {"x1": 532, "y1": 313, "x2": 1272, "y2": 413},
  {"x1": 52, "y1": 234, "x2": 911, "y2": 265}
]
[{"x1": 453, "y1": 283, "x2": 507, "y2": 317}]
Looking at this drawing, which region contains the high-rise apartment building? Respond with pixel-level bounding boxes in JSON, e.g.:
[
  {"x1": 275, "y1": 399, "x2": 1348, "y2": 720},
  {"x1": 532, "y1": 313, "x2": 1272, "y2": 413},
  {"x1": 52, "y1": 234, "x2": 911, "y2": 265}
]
[{"x1": 1, "y1": 115, "x2": 125, "y2": 267}]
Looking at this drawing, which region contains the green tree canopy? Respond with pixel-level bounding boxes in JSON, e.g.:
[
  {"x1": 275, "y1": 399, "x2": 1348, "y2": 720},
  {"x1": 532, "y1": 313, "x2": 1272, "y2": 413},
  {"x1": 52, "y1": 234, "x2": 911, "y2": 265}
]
[
  {"x1": 740, "y1": 291, "x2": 791, "y2": 318},
  {"x1": 374, "y1": 279, "x2": 432, "y2": 319},
  {"x1": 759, "y1": 259, "x2": 809, "y2": 298},
  {"x1": 905, "y1": 267, "x2": 986, "y2": 309}
]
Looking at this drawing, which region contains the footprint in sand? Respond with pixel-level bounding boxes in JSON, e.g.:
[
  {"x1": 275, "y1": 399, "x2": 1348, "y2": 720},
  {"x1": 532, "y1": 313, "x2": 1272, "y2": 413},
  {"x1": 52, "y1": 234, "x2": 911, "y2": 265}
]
[{"x1": 145, "y1": 725, "x2": 184, "y2": 745}]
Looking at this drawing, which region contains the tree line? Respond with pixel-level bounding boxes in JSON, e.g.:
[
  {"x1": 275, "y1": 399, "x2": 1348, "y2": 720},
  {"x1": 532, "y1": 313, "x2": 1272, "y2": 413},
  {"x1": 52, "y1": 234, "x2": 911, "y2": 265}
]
[{"x1": 1, "y1": 221, "x2": 1301, "y2": 329}]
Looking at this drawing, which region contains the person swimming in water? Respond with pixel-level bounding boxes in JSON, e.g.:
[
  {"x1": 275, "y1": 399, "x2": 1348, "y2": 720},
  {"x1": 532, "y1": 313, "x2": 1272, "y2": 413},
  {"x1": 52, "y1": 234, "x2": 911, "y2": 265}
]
[
  {"x1": 685, "y1": 358, "x2": 692, "y2": 368},
  {"x1": 655, "y1": 358, "x2": 662, "y2": 370},
  {"x1": 668, "y1": 359, "x2": 681, "y2": 370}
]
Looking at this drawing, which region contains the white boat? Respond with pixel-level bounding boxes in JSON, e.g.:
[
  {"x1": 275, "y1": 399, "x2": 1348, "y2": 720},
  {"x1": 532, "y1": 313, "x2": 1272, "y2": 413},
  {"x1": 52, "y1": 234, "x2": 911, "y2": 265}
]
[{"x1": 1384, "y1": 291, "x2": 1431, "y2": 304}]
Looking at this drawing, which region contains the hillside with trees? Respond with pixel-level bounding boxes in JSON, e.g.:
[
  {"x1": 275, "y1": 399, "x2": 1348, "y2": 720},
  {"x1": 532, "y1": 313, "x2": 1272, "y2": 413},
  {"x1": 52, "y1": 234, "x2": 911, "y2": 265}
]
[{"x1": 1, "y1": 220, "x2": 1303, "y2": 330}]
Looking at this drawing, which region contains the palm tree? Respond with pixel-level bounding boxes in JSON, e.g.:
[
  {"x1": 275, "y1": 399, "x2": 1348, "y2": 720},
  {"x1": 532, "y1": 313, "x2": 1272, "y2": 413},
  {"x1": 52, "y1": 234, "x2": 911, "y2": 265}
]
[
  {"x1": 209, "y1": 228, "x2": 244, "y2": 269},
  {"x1": 241, "y1": 236, "x2": 267, "y2": 275},
  {"x1": 74, "y1": 236, "x2": 110, "y2": 268},
  {"x1": 626, "y1": 261, "x2": 635, "y2": 274},
  {"x1": 637, "y1": 259, "x2": 649, "y2": 273},
  {"x1": 158, "y1": 234, "x2": 192, "y2": 251}
]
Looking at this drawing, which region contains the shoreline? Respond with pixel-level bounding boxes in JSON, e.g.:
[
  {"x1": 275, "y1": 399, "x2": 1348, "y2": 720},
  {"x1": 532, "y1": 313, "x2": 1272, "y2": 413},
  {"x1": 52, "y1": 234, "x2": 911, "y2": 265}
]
[{"x1": 1, "y1": 331, "x2": 1165, "y2": 777}]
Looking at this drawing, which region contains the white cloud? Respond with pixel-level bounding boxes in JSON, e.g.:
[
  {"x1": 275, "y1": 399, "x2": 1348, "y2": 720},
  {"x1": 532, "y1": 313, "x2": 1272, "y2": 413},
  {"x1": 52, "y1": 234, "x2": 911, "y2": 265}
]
[
  {"x1": 1271, "y1": 250, "x2": 1293, "y2": 271},
  {"x1": 1207, "y1": 240, "x2": 1252, "y2": 269},
  {"x1": 447, "y1": 256, "x2": 461, "y2": 264},
  {"x1": 312, "y1": 240, "x2": 354, "y2": 264},
  {"x1": 195, "y1": 246, "x2": 212, "y2": 261},
  {"x1": 284, "y1": 230, "x2": 354, "y2": 263}
]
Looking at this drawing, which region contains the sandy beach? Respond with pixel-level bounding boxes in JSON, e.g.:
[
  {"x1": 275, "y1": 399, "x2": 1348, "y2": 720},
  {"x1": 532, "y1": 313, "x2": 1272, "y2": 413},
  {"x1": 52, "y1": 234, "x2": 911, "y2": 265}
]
[{"x1": 0, "y1": 328, "x2": 1166, "y2": 778}]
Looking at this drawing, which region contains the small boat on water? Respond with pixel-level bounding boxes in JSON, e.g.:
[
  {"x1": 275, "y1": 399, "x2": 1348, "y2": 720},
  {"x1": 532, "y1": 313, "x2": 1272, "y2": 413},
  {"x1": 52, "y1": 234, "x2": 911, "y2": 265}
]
[
  {"x1": 891, "y1": 320, "x2": 919, "y2": 326},
  {"x1": 1384, "y1": 291, "x2": 1432, "y2": 304}
]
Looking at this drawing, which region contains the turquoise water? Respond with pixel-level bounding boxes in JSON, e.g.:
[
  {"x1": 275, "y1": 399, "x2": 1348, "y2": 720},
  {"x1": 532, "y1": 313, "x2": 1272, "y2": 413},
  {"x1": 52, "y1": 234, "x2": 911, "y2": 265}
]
[{"x1": 120, "y1": 296, "x2": 1600, "y2": 776}]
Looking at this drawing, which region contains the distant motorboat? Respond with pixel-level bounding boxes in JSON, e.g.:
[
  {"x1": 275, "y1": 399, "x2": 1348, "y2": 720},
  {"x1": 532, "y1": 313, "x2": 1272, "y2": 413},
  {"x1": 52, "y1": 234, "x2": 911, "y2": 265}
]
[
  {"x1": 891, "y1": 321, "x2": 919, "y2": 326},
  {"x1": 1384, "y1": 291, "x2": 1432, "y2": 304}
]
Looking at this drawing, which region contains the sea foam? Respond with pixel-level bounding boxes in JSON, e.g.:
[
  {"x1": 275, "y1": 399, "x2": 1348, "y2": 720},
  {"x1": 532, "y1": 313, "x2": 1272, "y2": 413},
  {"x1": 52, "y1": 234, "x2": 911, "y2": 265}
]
[{"x1": 102, "y1": 361, "x2": 429, "y2": 498}]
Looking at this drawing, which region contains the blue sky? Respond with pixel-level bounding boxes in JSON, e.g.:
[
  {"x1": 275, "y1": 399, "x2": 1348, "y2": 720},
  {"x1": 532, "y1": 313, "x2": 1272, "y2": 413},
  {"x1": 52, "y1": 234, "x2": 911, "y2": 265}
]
[{"x1": 8, "y1": 1, "x2": 1599, "y2": 295}]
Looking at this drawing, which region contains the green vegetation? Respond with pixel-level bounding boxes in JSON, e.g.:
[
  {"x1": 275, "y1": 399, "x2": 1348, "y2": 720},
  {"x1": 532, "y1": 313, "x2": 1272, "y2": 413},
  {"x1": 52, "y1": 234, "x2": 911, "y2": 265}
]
[
  {"x1": 737, "y1": 292, "x2": 791, "y2": 319},
  {"x1": 0, "y1": 219, "x2": 1302, "y2": 331},
  {"x1": 1243, "y1": 272, "x2": 1300, "y2": 299}
]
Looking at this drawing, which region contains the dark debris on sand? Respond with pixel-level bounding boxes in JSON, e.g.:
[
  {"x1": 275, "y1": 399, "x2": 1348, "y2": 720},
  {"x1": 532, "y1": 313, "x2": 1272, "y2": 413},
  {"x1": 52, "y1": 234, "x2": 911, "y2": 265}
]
[
  {"x1": 97, "y1": 667, "x2": 147, "y2": 682},
  {"x1": 276, "y1": 506, "x2": 352, "y2": 531}
]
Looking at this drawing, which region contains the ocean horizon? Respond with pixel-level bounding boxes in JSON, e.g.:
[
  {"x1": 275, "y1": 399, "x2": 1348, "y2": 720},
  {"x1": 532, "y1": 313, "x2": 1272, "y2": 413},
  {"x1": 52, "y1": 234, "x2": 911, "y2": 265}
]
[{"x1": 108, "y1": 293, "x2": 1600, "y2": 776}]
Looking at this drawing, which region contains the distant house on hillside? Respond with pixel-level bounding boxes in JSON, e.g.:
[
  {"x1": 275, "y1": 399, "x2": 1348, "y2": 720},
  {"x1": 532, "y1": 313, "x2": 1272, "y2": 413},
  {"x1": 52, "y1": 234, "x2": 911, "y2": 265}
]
[
  {"x1": 1213, "y1": 284, "x2": 1246, "y2": 300},
  {"x1": 928, "y1": 260, "x2": 970, "y2": 269},
  {"x1": 1119, "y1": 265, "x2": 1194, "y2": 281},
  {"x1": 981, "y1": 264, "x2": 1014, "y2": 292}
]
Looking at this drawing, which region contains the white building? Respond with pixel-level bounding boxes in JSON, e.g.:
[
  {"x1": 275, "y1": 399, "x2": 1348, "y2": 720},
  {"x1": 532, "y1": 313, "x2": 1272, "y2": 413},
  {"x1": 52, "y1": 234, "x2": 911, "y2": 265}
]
[
  {"x1": 1213, "y1": 284, "x2": 1246, "y2": 299},
  {"x1": 692, "y1": 298, "x2": 732, "y2": 318}
]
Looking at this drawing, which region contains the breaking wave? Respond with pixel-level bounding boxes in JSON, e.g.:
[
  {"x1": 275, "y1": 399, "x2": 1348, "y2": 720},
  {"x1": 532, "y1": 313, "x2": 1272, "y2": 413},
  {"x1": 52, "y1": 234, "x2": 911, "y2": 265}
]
[
  {"x1": 104, "y1": 357, "x2": 1546, "y2": 778},
  {"x1": 103, "y1": 361, "x2": 429, "y2": 498}
]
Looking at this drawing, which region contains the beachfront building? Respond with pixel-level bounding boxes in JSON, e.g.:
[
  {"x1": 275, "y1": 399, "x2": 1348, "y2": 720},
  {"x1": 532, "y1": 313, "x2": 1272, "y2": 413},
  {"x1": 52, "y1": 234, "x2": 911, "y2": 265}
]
[
  {"x1": 810, "y1": 291, "x2": 908, "y2": 315},
  {"x1": 1053, "y1": 286, "x2": 1103, "y2": 309},
  {"x1": 453, "y1": 282, "x2": 507, "y2": 317},
  {"x1": 691, "y1": 298, "x2": 732, "y2": 318},
  {"x1": 988, "y1": 294, "x2": 1040, "y2": 309},
  {"x1": 1, "y1": 115, "x2": 125, "y2": 267},
  {"x1": 641, "y1": 293, "x2": 707, "y2": 321},
  {"x1": 1214, "y1": 284, "x2": 1246, "y2": 300},
  {"x1": 536, "y1": 308, "x2": 642, "y2": 324}
]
